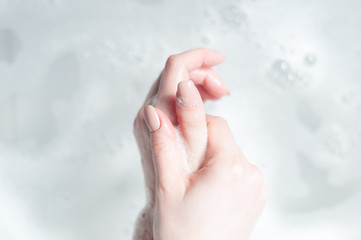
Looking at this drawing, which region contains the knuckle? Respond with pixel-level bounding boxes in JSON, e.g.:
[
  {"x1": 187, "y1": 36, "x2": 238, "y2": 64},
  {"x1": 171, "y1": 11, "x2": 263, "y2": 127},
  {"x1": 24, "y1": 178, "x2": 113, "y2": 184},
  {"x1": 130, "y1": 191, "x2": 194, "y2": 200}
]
[
  {"x1": 157, "y1": 180, "x2": 183, "y2": 203},
  {"x1": 156, "y1": 184, "x2": 177, "y2": 204},
  {"x1": 213, "y1": 116, "x2": 227, "y2": 124},
  {"x1": 182, "y1": 121, "x2": 202, "y2": 131},
  {"x1": 208, "y1": 116, "x2": 228, "y2": 129},
  {"x1": 151, "y1": 141, "x2": 174, "y2": 161},
  {"x1": 210, "y1": 149, "x2": 244, "y2": 180},
  {"x1": 261, "y1": 185, "x2": 269, "y2": 201},
  {"x1": 229, "y1": 159, "x2": 244, "y2": 178},
  {"x1": 165, "y1": 54, "x2": 182, "y2": 69},
  {"x1": 152, "y1": 140, "x2": 169, "y2": 153},
  {"x1": 246, "y1": 164, "x2": 264, "y2": 186},
  {"x1": 180, "y1": 113, "x2": 204, "y2": 128},
  {"x1": 157, "y1": 181, "x2": 172, "y2": 197}
]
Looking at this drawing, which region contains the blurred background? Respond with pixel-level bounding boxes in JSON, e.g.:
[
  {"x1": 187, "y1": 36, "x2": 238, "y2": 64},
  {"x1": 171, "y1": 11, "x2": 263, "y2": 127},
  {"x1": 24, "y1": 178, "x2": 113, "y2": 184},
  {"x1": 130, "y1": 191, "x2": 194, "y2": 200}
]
[{"x1": 1, "y1": 0, "x2": 361, "y2": 239}]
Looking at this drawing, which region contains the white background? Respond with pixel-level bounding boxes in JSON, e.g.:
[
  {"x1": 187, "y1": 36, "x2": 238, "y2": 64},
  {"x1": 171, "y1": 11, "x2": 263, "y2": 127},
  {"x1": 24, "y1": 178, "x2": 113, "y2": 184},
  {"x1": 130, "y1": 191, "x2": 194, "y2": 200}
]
[{"x1": 0, "y1": 0, "x2": 360, "y2": 239}]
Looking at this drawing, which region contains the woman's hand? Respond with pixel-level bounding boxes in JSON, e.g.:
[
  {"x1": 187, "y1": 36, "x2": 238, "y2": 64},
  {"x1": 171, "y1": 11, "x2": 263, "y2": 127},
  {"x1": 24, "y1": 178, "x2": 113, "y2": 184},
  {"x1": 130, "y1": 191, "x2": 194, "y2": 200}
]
[
  {"x1": 133, "y1": 48, "x2": 229, "y2": 239},
  {"x1": 134, "y1": 48, "x2": 229, "y2": 203},
  {"x1": 133, "y1": 48, "x2": 266, "y2": 240},
  {"x1": 145, "y1": 107, "x2": 268, "y2": 240}
]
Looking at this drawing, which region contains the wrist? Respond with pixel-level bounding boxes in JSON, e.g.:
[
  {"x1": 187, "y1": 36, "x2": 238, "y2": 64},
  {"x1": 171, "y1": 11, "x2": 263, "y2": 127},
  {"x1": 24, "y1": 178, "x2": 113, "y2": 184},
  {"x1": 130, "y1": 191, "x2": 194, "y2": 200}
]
[{"x1": 133, "y1": 204, "x2": 154, "y2": 240}]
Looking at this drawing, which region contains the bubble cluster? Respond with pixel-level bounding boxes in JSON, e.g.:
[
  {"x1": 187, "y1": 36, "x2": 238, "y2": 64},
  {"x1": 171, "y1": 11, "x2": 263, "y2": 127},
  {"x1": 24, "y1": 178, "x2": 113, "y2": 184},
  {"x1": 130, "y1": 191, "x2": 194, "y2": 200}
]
[
  {"x1": 324, "y1": 126, "x2": 350, "y2": 156},
  {"x1": 269, "y1": 60, "x2": 309, "y2": 89},
  {"x1": 200, "y1": 35, "x2": 211, "y2": 45},
  {"x1": 341, "y1": 91, "x2": 361, "y2": 114},
  {"x1": 100, "y1": 40, "x2": 145, "y2": 71},
  {"x1": 220, "y1": 3, "x2": 246, "y2": 28}
]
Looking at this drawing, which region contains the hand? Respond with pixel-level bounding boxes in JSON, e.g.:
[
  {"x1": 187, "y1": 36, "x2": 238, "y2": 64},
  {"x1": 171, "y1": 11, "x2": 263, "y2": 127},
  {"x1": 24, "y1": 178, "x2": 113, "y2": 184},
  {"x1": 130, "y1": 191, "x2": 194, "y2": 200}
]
[
  {"x1": 133, "y1": 49, "x2": 229, "y2": 240},
  {"x1": 135, "y1": 49, "x2": 267, "y2": 239},
  {"x1": 144, "y1": 109, "x2": 268, "y2": 240}
]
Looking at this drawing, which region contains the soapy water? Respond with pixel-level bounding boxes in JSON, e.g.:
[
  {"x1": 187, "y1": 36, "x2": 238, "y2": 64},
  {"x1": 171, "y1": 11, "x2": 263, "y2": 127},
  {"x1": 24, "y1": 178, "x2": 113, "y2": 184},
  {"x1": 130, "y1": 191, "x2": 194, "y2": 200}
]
[
  {"x1": 220, "y1": 2, "x2": 246, "y2": 28},
  {"x1": 304, "y1": 54, "x2": 317, "y2": 66},
  {"x1": 269, "y1": 58, "x2": 312, "y2": 89},
  {"x1": 0, "y1": 0, "x2": 361, "y2": 239},
  {"x1": 0, "y1": 28, "x2": 22, "y2": 64}
]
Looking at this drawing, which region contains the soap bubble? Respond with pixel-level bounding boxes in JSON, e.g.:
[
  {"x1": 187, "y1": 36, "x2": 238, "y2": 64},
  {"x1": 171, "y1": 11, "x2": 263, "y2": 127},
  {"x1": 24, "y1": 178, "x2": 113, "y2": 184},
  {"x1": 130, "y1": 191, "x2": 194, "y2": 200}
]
[
  {"x1": 324, "y1": 126, "x2": 350, "y2": 156},
  {"x1": 305, "y1": 54, "x2": 317, "y2": 66},
  {"x1": 279, "y1": 61, "x2": 290, "y2": 72},
  {"x1": 220, "y1": 4, "x2": 246, "y2": 28},
  {"x1": 269, "y1": 60, "x2": 308, "y2": 89}
]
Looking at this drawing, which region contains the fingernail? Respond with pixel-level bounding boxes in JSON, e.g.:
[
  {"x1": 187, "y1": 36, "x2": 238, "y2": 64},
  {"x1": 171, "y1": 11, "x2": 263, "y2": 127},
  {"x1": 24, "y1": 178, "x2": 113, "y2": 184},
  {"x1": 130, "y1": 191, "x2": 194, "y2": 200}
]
[
  {"x1": 176, "y1": 80, "x2": 201, "y2": 108},
  {"x1": 225, "y1": 86, "x2": 231, "y2": 95},
  {"x1": 144, "y1": 105, "x2": 160, "y2": 132}
]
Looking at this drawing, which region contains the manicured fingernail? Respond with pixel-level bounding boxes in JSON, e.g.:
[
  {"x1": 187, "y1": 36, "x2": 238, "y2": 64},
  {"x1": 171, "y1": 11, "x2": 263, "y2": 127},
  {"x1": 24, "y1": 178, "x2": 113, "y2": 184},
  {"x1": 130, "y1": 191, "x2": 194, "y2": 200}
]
[
  {"x1": 176, "y1": 80, "x2": 201, "y2": 108},
  {"x1": 144, "y1": 105, "x2": 160, "y2": 132}
]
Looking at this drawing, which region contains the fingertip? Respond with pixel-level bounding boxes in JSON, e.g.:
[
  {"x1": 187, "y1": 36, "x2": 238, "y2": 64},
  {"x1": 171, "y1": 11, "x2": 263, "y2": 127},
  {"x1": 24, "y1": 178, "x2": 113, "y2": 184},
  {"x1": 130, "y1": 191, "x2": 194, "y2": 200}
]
[
  {"x1": 215, "y1": 51, "x2": 226, "y2": 61},
  {"x1": 204, "y1": 75, "x2": 230, "y2": 98},
  {"x1": 176, "y1": 80, "x2": 202, "y2": 109},
  {"x1": 152, "y1": 106, "x2": 177, "y2": 138},
  {"x1": 144, "y1": 105, "x2": 175, "y2": 135},
  {"x1": 144, "y1": 105, "x2": 160, "y2": 132},
  {"x1": 225, "y1": 87, "x2": 231, "y2": 96}
]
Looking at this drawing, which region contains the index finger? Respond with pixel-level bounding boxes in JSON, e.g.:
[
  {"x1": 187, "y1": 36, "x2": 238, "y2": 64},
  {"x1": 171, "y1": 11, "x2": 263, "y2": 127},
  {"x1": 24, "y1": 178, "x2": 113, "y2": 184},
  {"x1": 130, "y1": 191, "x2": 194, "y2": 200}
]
[{"x1": 155, "y1": 48, "x2": 226, "y2": 122}]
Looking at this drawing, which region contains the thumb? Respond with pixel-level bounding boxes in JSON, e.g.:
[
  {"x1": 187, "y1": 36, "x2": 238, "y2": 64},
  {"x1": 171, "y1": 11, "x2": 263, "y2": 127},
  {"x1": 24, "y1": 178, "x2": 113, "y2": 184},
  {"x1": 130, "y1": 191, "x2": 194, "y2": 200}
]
[{"x1": 143, "y1": 105, "x2": 185, "y2": 193}]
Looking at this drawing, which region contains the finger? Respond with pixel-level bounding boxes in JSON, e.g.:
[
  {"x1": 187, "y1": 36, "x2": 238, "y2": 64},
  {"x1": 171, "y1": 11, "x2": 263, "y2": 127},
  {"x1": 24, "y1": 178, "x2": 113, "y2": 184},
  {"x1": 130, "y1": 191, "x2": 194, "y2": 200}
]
[
  {"x1": 176, "y1": 80, "x2": 207, "y2": 172},
  {"x1": 205, "y1": 115, "x2": 239, "y2": 160},
  {"x1": 155, "y1": 48, "x2": 226, "y2": 123},
  {"x1": 189, "y1": 68, "x2": 230, "y2": 100},
  {"x1": 148, "y1": 67, "x2": 229, "y2": 107},
  {"x1": 143, "y1": 105, "x2": 185, "y2": 193},
  {"x1": 143, "y1": 66, "x2": 229, "y2": 111},
  {"x1": 195, "y1": 85, "x2": 219, "y2": 101}
]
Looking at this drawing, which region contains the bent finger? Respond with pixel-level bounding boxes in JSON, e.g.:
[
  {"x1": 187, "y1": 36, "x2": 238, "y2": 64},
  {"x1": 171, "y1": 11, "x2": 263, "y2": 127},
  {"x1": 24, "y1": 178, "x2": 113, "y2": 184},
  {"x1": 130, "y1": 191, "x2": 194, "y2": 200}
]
[
  {"x1": 176, "y1": 80, "x2": 208, "y2": 172},
  {"x1": 205, "y1": 115, "x2": 239, "y2": 160},
  {"x1": 189, "y1": 68, "x2": 230, "y2": 100},
  {"x1": 155, "y1": 48, "x2": 226, "y2": 122},
  {"x1": 144, "y1": 105, "x2": 185, "y2": 193}
]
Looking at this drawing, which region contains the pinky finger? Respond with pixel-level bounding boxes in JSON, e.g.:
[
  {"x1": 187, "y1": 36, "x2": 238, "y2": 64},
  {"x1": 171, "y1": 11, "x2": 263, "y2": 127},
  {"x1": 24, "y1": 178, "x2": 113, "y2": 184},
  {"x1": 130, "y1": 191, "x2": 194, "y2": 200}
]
[
  {"x1": 189, "y1": 68, "x2": 230, "y2": 100},
  {"x1": 196, "y1": 85, "x2": 219, "y2": 101}
]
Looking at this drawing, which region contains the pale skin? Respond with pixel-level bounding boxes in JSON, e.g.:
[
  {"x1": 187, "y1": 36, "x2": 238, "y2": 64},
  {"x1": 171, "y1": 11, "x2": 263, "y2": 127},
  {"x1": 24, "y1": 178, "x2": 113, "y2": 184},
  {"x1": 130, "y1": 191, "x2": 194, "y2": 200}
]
[{"x1": 133, "y1": 48, "x2": 268, "y2": 240}]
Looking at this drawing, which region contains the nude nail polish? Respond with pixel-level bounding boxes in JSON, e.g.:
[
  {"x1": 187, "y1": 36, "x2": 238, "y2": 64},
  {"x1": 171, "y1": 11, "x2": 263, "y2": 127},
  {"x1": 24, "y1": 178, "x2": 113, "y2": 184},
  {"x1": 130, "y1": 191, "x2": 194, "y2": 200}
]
[
  {"x1": 144, "y1": 105, "x2": 160, "y2": 132},
  {"x1": 225, "y1": 87, "x2": 231, "y2": 95},
  {"x1": 176, "y1": 80, "x2": 201, "y2": 108}
]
